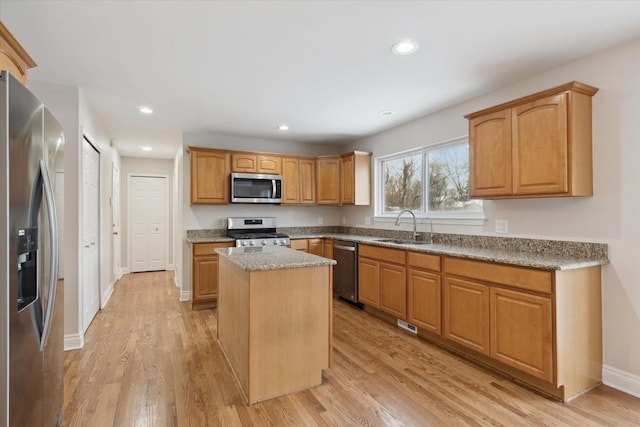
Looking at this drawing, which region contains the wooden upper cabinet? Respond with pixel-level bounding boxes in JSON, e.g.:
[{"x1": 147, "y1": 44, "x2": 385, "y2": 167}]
[
  {"x1": 0, "y1": 22, "x2": 36, "y2": 86},
  {"x1": 469, "y1": 110, "x2": 512, "y2": 197},
  {"x1": 189, "y1": 147, "x2": 230, "y2": 204},
  {"x1": 232, "y1": 153, "x2": 282, "y2": 174},
  {"x1": 299, "y1": 158, "x2": 316, "y2": 204},
  {"x1": 282, "y1": 157, "x2": 316, "y2": 205},
  {"x1": 282, "y1": 157, "x2": 300, "y2": 204},
  {"x1": 465, "y1": 82, "x2": 598, "y2": 199},
  {"x1": 341, "y1": 151, "x2": 372, "y2": 205},
  {"x1": 316, "y1": 156, "x2": 341, "y2": 205}
]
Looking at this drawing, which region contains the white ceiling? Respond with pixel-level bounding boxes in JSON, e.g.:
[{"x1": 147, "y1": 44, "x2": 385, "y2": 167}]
[{"x1": 3, "y1": 1, "x2": 640, "y2": 159}]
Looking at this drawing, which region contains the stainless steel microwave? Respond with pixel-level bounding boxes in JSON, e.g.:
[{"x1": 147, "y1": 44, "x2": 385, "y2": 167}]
[{"x1": 230, "y1": 172, "x2": 283, "y2": 203}]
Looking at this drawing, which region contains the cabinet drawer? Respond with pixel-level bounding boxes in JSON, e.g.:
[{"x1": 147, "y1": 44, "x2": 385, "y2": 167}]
[
  {"x1": 290, "y1": 239, "x2": 309, "y2": 251},
  {"x1": 359, "y1": 244, "x2": 405, "y2": 264},
  {"x1": 444, "y1": 257, "x2": 552, "y2": 294},
  {"x1": 193, "y1": 242, "x2": 233, "y2": 256},
  {"x1": 407, "y1": 251, "x2": 440, "y2": 272}
]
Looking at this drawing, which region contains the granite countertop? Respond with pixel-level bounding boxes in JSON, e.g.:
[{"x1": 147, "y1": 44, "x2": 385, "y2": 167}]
[
  {"x1": 216, "y1": 246, "x2": 337, "y2": 272},
  {"x1": 287, "y1": 234, "x2": 609, "y2": 271},
  {"x1": 188, "y1": 228, "x2": 609, "y2": 271}
]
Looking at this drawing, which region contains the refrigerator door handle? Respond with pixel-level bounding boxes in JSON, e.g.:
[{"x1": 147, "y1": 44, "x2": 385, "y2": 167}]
[{"x1": 39, "y1": 159, "x2": 59, "y2": 351}]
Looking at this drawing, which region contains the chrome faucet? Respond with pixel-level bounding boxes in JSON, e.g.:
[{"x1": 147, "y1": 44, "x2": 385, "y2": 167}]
[{"x1": 394, "y1": 209, "x2": 418, "y2": 241}]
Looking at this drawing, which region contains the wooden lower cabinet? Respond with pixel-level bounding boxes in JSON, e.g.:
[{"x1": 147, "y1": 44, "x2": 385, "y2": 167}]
[
  {"x1": 191, "y1": 242, "x2": 233, "y2": 309},
  {"x1": 290, "y1": 239, "x2": 309, "y2": 252},
  {"x1": 407, "y1": 268, "x2": 441, "y2": 335},
  {"x1": 358, "y1": 244, "x2": 407, "y2": 320},
  {"x1": 308, "y1": 238, "x2": 324, "y2": 256},
  {"x1": 379, "y1": 262, "x2": 406, "y2": 319},
  {"x1": 324, "y1": 239, "x2": 333, "y2": 259},
  {"x1": 358, "y1": 257, "x2": 380, "y2": 307},
  {"x1": 491, "y1": 287, "x2": 553, "y2": 382},
  {"x1": 443, "y1": 277, "x2": 490, "y2": 356}
]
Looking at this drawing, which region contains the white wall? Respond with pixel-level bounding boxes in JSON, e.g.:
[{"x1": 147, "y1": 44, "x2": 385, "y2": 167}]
[
  {"x1": 29, "y1": 81, "x2": 115, "y2": 350},
  {"x1": 342, "y1": 37, "x2": 640, "y2": 396},
  {"x1": 119, "y1": 156, "x2": 175, "y2": 271}
]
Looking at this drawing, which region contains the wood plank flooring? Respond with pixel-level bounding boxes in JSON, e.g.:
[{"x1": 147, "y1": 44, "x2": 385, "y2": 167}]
[{"x1": 62, "y1": 271, "x2": 640, "y2": 426}]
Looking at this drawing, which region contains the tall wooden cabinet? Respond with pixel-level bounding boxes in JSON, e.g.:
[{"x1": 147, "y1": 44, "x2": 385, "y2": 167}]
[
  {"x1": 188, "y1": 147, "x2": 230, "y2": 204},
  {"x1": 466, "y1": 82, "x2": 598, "y2": 199},
  {"x1": 191, "y1": 242, "x2": 234, "y2": 309}
]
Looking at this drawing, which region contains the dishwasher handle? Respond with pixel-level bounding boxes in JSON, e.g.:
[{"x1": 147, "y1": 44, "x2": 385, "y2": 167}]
[{"x1": 333, "y1": 243, "x2": 356, "y2": 252}]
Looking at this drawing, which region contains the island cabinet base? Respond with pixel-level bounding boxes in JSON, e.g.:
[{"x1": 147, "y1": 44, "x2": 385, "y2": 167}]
[{"x1": 217, "y1": 256, "x2": 332, "y2": 404}]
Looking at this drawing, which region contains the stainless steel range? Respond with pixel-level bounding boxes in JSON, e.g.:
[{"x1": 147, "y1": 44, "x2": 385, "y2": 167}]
[{"x1": 227, "y1": 217, "x2": 290, "y2": 247}]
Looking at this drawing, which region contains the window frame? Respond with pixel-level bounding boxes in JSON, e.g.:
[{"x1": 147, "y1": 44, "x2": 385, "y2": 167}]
[{"x1": 374, "y1": 136, "x2": 485, "y2": 224}]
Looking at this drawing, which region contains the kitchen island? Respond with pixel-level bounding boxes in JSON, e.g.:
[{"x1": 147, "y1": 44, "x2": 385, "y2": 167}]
[{"x1": 216, "y1": 246, "x2": 336, "y2": 404}]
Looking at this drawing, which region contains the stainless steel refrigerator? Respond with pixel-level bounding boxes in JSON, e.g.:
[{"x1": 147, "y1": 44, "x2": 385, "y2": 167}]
[{"x1": 0, "y1": 71, "x2": 64, "y2": 426}]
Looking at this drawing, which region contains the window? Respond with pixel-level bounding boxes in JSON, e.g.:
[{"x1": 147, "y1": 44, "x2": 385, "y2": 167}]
[{"x1": 377, "y1": 137, "x2": 482, "y2": 217}]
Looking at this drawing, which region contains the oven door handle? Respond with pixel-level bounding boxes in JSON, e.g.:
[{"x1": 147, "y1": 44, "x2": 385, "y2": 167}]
[{"x1": 333, "y1": 244, "x2": 356, "y2": 252}]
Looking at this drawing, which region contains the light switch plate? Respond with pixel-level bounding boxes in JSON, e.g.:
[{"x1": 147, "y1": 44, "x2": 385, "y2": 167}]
[
  {"x1": 317, "y1": 217, "x2": 323, "y2": 225},
  {"x1": 495, "y1": 219, "x2": 509, "y2": 234},
  {"x1": 364, "y1": 216, "x2": 371, "y2": 225}
]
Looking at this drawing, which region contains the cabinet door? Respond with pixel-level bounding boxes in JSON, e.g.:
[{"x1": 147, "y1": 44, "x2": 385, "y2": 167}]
[
  {"x1": 316, "y1": 157, "x2": 341, "y2": 205},
  {"x1": 299, "y1": 159, "x2": 316, "y2": 204},
  {"x1": 290, "y1": 239, "x2": 308, "y2": 252},
  {"x1": 341, "y1": 154, "x2": 354, "y2": 204},
  {"x1": 231, "y1": 153, "x2": 258, "y2": 172},
  {"x1": 324, "y1": 239, "x2": 333, "y2": 260},
  {"x1": 443, "y1": 277, "x2": 490, "y2": 355},
  {"x1": 491, "y1": 287, "x2": 553, "y2": 382},
  {"x1": 308, "y1": 238, "x2": 324, "y2": 257},
  {"x1": 190, "y1": 150, "x2": 230, "y2": 204},
  {"x1": 512, "y1": 93, "x2": 568, "y2": 195},
  {"x1": 193, "y1": 255, "x2": 219, "y2": 304},
  {"x1": 469, "y1": 110, "x2": 512, "y2": 198},
  {"x1": 257, "y1": 155, "x2": 282, "y2": 174},
  {"x1": 282, "y1": 158, "x2": 299, "y2": 204},
  {"x1": 379, "y1": 262, "x2": 407, "y2": 320},
  {"x1": 358, "y1": 257, "x2": 380, "y2": 307},
  {"x1": 407, "y1": 268, "x2": 441, "y2": 335}
]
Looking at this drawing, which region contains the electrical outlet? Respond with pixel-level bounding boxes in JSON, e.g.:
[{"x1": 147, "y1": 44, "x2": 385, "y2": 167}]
[
  {"x1": 364, "y1": 216, "x2": 371, "y2": 226},
  {"x1": 317, "y1": 217, "x2": 323, "y2": 225},
  {"x1": 341, "y1": 217, "x2": 346, "y2": 225},
  {"x1": 495, "y1": 219, "x2": 509, "y2": 234}
]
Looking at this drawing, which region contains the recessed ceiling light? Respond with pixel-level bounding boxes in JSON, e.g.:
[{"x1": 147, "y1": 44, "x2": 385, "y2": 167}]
[
  {"x1": 141, "y1": 146, "x2": 152, "y2": 151},
  {"x1": 278, "y1": 124, "x2": 289, "y2": 131},
  {"x1": 391, "y1": 39, "x2": 419, "y2": 55},
  {"x1": 138, "y1": 106, "x2": 153, "y2": 114},
  {"x1": 378, "y1": 110, "x2": 394, "y2": 116}
]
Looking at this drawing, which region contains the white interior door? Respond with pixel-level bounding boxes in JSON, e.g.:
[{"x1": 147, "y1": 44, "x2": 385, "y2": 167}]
[
  {"x1": 130, "y1": 176, "x2": 167, "y2": 273},
  {"x1": 82, "y1": 138, "x2": 100, "y2": 332},
  {"x1": 111, "y1": 162, "x2": 121, "y2": 282}
]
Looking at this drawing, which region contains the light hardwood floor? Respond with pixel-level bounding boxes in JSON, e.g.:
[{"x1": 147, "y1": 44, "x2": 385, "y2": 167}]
[{"x1": 62, "y1": 271, "x2": 640, "y2": 426}]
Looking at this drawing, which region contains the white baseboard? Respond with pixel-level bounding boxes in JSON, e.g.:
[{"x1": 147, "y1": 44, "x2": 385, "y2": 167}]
[
  {"x1": 120, "y1": 267, "x2": 130, "y2": 275},
  {"x1": 603, "y1": 364, "x2": 640, "y2": 398},
  {"x1": 174, "y1": 275, "x2": 181, "y2": 288},
  {"x1": 101, "y1": 283, "x2": 115, "y2": 309},
  {"x1": 167, "y1": 263, "x2": 175, "y2": 271},
  {"x1": 64, "y1": 333, "x2": 84, "y2": 351},
  {"x1": 180, "y1": 290, "x2": 192, "y2": 302}
]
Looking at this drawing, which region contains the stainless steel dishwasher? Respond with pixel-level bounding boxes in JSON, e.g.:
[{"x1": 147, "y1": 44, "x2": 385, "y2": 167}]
[{"x1": 333, "y1": 240, "x2": 360, "y2": 305}]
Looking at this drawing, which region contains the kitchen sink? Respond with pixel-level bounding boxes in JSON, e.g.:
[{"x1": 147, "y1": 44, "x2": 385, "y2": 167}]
[{"x1": 373, "y1": 238, "x2": 432, "y2": 245}]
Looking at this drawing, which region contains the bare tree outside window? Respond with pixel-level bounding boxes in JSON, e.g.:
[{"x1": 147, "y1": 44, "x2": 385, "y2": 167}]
[{"x1": 381, "y1": 141, "x2": 482, "y2": 215}]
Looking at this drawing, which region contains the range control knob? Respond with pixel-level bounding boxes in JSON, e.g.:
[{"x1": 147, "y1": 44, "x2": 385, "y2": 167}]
[
  {"x1": 280, "y1": 239, "x2": 287, "y2": 245},
  {"x1": 272, "y1": 240, "x2": 278, "y2": 245},
  {"x1": 240, "y1": 240, "x2": 248, "y2": 247},
  {"x1": 249, "y1": 240, "x2": 255, "y2": 247},
  {"x1": 261, "y1": 240, "x2": 267, "y2": 246}
]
